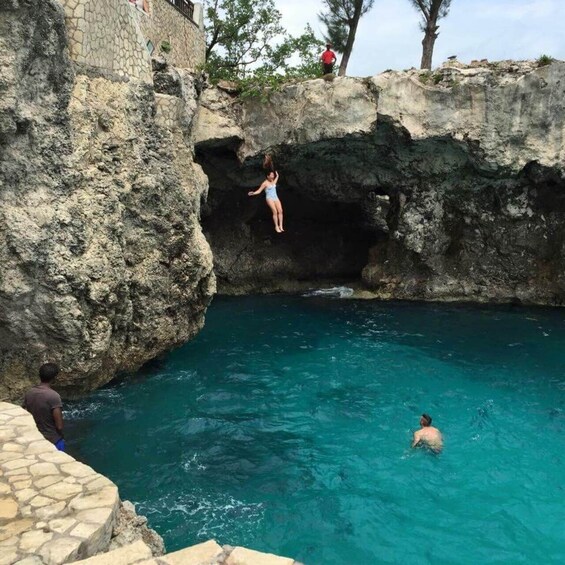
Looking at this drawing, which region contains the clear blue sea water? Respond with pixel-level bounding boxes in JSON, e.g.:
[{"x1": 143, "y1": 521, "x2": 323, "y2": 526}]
[{"x1": 67, "y1": 296, "x2": 565, "y2": 564}]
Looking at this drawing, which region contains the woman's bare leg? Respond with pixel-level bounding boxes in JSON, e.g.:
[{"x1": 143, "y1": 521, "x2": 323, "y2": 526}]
[
  {"x1": 275, "y1": 199, "x2": 284, "y2": 232},
  {"x1": 267, "y1": 200, "x2": 281, "y2": 232}
]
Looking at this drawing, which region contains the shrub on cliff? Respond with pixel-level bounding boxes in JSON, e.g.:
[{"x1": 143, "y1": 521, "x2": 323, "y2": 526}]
[{"x1": 537, "y1": 54, "x2": 554, "y2": 67}]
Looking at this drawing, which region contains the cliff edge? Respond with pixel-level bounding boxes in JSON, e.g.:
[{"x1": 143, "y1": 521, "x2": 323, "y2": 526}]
[
  {"x1": 0, "y1": 0, "x2": 215, "y2": 400},
  {"x1": 195, "y1": 61, "x2": 565, "y2": 305}
]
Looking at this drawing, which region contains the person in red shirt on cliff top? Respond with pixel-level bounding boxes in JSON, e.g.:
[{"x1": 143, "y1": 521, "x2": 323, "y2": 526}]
[{"x1": 320, "y1": 44, "x2": 337, "y2": 75}]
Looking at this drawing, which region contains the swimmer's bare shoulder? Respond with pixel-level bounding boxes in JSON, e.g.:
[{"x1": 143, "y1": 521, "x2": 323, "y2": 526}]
[{"x1": 412, "y1": 414, "x2": 443, "y2": 451}]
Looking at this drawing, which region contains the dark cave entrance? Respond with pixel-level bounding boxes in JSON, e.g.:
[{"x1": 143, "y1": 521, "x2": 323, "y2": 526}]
[{"x1": 197, "y1": 148, "x2": 378, "y2": 292}]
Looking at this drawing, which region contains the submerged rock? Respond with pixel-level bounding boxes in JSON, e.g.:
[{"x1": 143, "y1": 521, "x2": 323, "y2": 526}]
[
  {"x1": 195, "y1": 62, "x2": 565, "y2": 305},
  {"x1": 0, "y1": 1, "x2": 215, "y2": 400}
]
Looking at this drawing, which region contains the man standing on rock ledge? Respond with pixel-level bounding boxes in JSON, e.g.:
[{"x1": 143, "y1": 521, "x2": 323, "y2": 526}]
[
  {"x1": 23, "y1": 363, "x2": 65, "y2": 451},
  {"x1": 320, "y1": 43, "x2": 337, "y2": 75}
]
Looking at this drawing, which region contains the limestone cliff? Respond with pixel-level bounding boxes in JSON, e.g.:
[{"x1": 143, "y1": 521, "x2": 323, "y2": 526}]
[
  {"x1": 0, "y1": 0, "x2": 215, "y2": 400},
  {"x1": 194, "y1": 62, "x2": 565, "y2": 305}
]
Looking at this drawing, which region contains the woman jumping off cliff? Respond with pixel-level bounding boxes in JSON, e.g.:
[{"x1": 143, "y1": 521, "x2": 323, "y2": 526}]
[
  {"x1": 248, "y1": 169, "x2": 284, "y2": 233},
  {"x1": 248, "y1": 154, "x2": 284, "y2": 233}
]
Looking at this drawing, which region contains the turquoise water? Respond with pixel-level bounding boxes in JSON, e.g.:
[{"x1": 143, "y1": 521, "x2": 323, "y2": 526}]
[{"x1": 67, "y1": 296, "x2": 565, "y2": 564}]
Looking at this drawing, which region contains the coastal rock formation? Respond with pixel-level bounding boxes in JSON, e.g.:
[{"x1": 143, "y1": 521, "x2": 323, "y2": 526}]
[
  {"x1": 0, "y1": 0, "x2": 214, "y2": 400},
  {"x1": 195, "y1": 61, "x2": 565, "y2": 304}
]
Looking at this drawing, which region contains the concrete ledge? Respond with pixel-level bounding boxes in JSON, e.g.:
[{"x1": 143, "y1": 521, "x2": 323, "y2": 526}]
[
  {"x1": 0, "y1": 403, "x2": 119, "y2": 564},
  {"x1": 72, "y1": 539, "x2": 152, "y2": 564}
]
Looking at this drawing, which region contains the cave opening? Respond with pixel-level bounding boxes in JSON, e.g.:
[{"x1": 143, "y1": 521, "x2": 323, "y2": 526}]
[{"x1": 196, "y1": 149, "x2": 379, "y2": 293}]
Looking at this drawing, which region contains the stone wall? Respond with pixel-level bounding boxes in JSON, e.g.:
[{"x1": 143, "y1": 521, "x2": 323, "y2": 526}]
[
  {"x1": 56, "y1": 0, "x2": 205, "y2": 80},
  {"x1": 139, "y1": 0, "x2": 206, "y2": 71},
  {"x1": 0, "y1": 403, "x2": 120, "y2": 563},
  {"x1": 58, "y1": 0, "x2": 152, "y2": 82}
]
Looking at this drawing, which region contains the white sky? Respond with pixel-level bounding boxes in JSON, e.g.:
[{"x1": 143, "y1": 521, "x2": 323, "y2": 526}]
[{"x1": 278, "y1": 0, "x2": 565, "y2": 76}]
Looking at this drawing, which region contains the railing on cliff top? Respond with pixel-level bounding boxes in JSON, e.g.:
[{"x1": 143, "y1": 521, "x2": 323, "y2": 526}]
[{"x1": 165, "y1": 0, "x2": 195, "y2": 21}]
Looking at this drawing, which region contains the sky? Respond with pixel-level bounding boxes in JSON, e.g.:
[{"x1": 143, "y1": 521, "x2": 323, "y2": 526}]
[{"x1": 277, "y1": 0, "x2": 565, "y2": 76}]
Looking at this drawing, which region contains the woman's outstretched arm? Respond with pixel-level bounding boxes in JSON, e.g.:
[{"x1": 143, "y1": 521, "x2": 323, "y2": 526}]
[{"x1": 249, "y1": 181, "x2": 267, "y2": 196}]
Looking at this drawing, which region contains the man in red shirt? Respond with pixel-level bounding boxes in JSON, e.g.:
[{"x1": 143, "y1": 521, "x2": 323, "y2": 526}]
[{"x1": 320, "y1": 44, "x2": 337, "y2": 75}]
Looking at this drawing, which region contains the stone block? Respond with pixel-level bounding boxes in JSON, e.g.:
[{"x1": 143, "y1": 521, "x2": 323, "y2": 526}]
[
  {"x1": 38, "y1": 536, "x2": 83, "y2": 565},
  {"x1": 42, "y1": 481, "x2": 83, "y2": 501},
  {"x1": 164, "y1": 539, "x2": 223, "y2": 564},
  {"x1": 7, "y1": 475, "x2": 30, "y2": 484},
  {"x1": 0, "y1": 452, "x2": 20, "y2": 463},
  {"x1": 226, "y1": 547, "x2": 295, "y2": 565},
  {"x1": 15, "y1": 431, "x2": 44, "y2": 444},
  {"x1": 0, "y1": 497, "x2": 18, "y2": 519},
  {"x1": 72, "y1": 539, "x2": 152, "y2": 564},
  {"x1": 75, "y1": 507, "x2": 113, "y2": 525},
  {"x1": 69, "y1": 486, "x2": 118, "y2": 512},
  {"x1": 25, "y1": 441, "x2": 53, "y2": 455},
  {"x1": 15, "y1": 488, "x2": 36, "y2": 503},
  {"x1": 0, "y1": 430, "x2": 15, "y2": 444},
  {"x1": 61, "y1": 462, "x2": 96, "y2": 478},
  {"x1": 2, "y1": 459, "x2": 32, "y2": 471},
  {"x1": 35, "y1": 501, "x2": 67, "y2": 520},
  {"x1": 29, "y1": 462, "x2": 58, "y2": 476},
  {"x1": 3, "y1": 443, "x2": 23, "y2": 453},
  {"x1": 48, "y1": 517, "x2": 77, "y2": 535},
  {"x1": 34, "y1": 476, "x2": 60, "y2": 489},
  {"x1": 0, "y1": 518, "x2": 33, "y2": 542},
  {"x1": 69, "y1": 521, "x2": 102, "y2": 540},
  {"x1": 38, "y1": 451, "x2": 74, "y2": 465},
  {"x1": 0, "y1": 548, "x2": 19, "y2": 565},
  {"x1": 85, "y1": 477, "x2": 113, "y2": 492},
  {"x1": 29, "y1": 495, "x2": 55, "y2": 508},
  {"x1": 10, "y1": 416, "x2": 35, "y2": 427},
  {"x1": 19, "y1": 529, "x2": 53, "y2": 552},
  {"x1": 12, "y1": 556, "x2": 43, "y2": 565}
]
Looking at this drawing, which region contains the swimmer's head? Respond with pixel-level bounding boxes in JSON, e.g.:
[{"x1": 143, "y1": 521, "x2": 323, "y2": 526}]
[{"x1": 420, "y1": 413, "x2": 432, "y2": 427}]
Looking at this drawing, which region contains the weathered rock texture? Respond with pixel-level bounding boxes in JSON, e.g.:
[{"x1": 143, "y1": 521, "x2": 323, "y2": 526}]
[
  {"x1": 0, "y1": 0, "x2": 214, "y2": 400},
  {"x1": 194, "y1": 61, "x2": 565, "y2": 304}
]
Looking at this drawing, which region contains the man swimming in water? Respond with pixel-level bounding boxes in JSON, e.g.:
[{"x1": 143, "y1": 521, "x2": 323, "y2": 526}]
[{"x1": 412, "y1": 413, "x2": 443, "y2": 452}]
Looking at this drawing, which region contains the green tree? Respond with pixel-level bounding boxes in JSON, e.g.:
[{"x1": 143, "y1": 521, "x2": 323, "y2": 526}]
[
  {"x1": 204, "y1": 0, "x2": 323, "y2": 90},
  {"x1": 409, "y1": 0, "x2": 452, "y2": 70},
  {"x1": 318, "y1": 0, "x2": 375, "y2": 76}
]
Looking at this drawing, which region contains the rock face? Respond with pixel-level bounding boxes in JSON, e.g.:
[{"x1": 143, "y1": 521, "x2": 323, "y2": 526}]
[
  {"x1": 194, "y1": 62, "x2": 565, "y2": 304},
  {"x1": 0, "y1": 1, "x2": 215, "y2": 400}
]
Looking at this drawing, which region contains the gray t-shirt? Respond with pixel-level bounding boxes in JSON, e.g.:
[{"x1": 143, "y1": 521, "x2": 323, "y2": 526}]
[{"x1": 23, "y1": 385, "x2": 63, "y2": 444}]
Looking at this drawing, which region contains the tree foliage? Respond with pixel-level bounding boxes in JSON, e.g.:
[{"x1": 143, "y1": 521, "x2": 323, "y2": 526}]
[
  {"x1": 204, "y1": 0, "x2": 324, "y2": 96},
  {"x1": 409, "y1": 0, "x2": 452, "y2": 69},
  {"x1": 318, "y1": 0, "x2": 375, "y2": 76}
]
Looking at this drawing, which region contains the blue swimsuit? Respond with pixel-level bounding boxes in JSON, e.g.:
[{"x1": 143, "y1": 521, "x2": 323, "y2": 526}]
[{"x1": 265, "y1": 184, "x2": 278, "y2": 201}]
